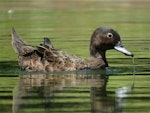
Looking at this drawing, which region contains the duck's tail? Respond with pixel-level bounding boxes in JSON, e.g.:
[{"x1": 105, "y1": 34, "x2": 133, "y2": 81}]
[{"x1": 11, "y1": 28, "x2": 34, "y2": 55}]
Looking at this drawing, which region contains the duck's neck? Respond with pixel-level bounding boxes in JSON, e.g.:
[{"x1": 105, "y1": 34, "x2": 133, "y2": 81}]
[
  {"x1": 99, "y1": 51, "x2": 108, "y2": 67},
  {"x1": 90, "y1": 47, "x2": 108, "y2": 67}
]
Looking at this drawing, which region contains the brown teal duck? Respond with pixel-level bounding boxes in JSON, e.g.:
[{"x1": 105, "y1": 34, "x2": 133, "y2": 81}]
[{"x1": 11, "y1": 27, "x2": 133, "y2": 72}]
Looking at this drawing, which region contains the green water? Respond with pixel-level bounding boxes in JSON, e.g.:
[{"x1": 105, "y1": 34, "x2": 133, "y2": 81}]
[{"x1": 0, "y1": 0, "x2": 150, "y2": 113}]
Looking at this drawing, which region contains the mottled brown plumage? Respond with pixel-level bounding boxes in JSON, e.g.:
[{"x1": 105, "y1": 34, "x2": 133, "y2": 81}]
[{"x1": 11, "y1": 27, "x2": 133, "y2": 72}]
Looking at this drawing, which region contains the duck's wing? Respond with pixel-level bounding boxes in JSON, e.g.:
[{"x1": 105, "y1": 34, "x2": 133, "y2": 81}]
[
  {"x1": 11, "y1": 28, "x2": 34, "y2": 55},
  {"x1": 37, "y1": 37, "x2": 55, "y2": 54},
  {"x1": 37, "y1": 37, "x2": 82, "y2": 61},
  {"x1": 44, "y1": 37, "x2": 53, "y2": 48},
  {"x1": 37, "y1": 38, "x2": 86, "y2": 71}
]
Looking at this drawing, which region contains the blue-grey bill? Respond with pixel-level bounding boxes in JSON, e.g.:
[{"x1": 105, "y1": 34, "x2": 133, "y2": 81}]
[{"x1": 114, "y1": 44, "x2": 134, "y2": 57}]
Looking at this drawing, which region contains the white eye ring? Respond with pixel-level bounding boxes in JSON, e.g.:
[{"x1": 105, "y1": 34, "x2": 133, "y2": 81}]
[{"x1": 107, "y1": 33, "x2": 113, "y2": 38}]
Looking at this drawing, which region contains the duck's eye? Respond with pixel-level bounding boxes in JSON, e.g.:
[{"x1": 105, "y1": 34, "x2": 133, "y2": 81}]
[{"x1": 107, "y1": 33, "x2": 113, "y2": 38}]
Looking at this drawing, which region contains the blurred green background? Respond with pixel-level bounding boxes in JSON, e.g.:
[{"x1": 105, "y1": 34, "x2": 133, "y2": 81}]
[{"x1": 0, "y1": 0, "x2": 149, "y2": 61}]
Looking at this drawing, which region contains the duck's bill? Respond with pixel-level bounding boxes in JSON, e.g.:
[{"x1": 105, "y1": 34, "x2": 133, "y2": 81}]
[{"x1": 114, "y1": 43, "x2": 134, "y2": 57}]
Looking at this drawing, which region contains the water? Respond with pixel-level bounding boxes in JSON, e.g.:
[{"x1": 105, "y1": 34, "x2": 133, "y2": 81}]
[
  {"x1": 0, "y1": 0, "x2": 150, "y2": 113},
  {"x1": 1, "y1": 63, "x2": 150, "y2": 113},
  {"x1": 12, "y1": 71, "x2": 134, "y2": 113}
]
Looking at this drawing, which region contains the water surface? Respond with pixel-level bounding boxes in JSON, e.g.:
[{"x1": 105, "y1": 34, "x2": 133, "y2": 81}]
[{"x1": 0, "y1": 0, "x2": 150, "y2": 113}]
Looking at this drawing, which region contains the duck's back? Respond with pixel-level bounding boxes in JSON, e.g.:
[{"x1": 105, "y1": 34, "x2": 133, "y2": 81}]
[{"x1": 38, "y1": 43, "x2": 86, "y2": 72}]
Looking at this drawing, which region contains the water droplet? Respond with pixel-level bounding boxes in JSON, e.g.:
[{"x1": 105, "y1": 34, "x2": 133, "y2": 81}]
[{"x1": 8, "y1": 9, "x2": 14, "y2": 14}]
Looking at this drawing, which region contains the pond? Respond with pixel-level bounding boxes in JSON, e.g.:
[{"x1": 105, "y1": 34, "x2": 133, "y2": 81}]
[{"x1": 0, "y1": 0, "x2": 150, "y2": 113}]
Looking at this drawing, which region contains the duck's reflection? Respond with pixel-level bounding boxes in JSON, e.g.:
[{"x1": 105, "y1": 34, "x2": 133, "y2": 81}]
[{"x1": 13, "y1": 73, "x2": 130, "y2": 113}]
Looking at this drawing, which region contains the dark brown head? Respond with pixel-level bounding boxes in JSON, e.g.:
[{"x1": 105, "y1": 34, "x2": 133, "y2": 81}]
[{"x1": 90, "y1": 27, "x2": 133, "y2": 67}]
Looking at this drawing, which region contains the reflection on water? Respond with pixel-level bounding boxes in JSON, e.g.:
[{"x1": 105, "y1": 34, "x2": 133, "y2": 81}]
[{"x1": 13, "y1": 72, "x2": 134, "y2": 113}]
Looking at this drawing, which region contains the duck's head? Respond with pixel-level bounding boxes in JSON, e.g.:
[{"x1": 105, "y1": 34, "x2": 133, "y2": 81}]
[{"x1": 90, "y1": 27, "x2": 134, "y2": 67}]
